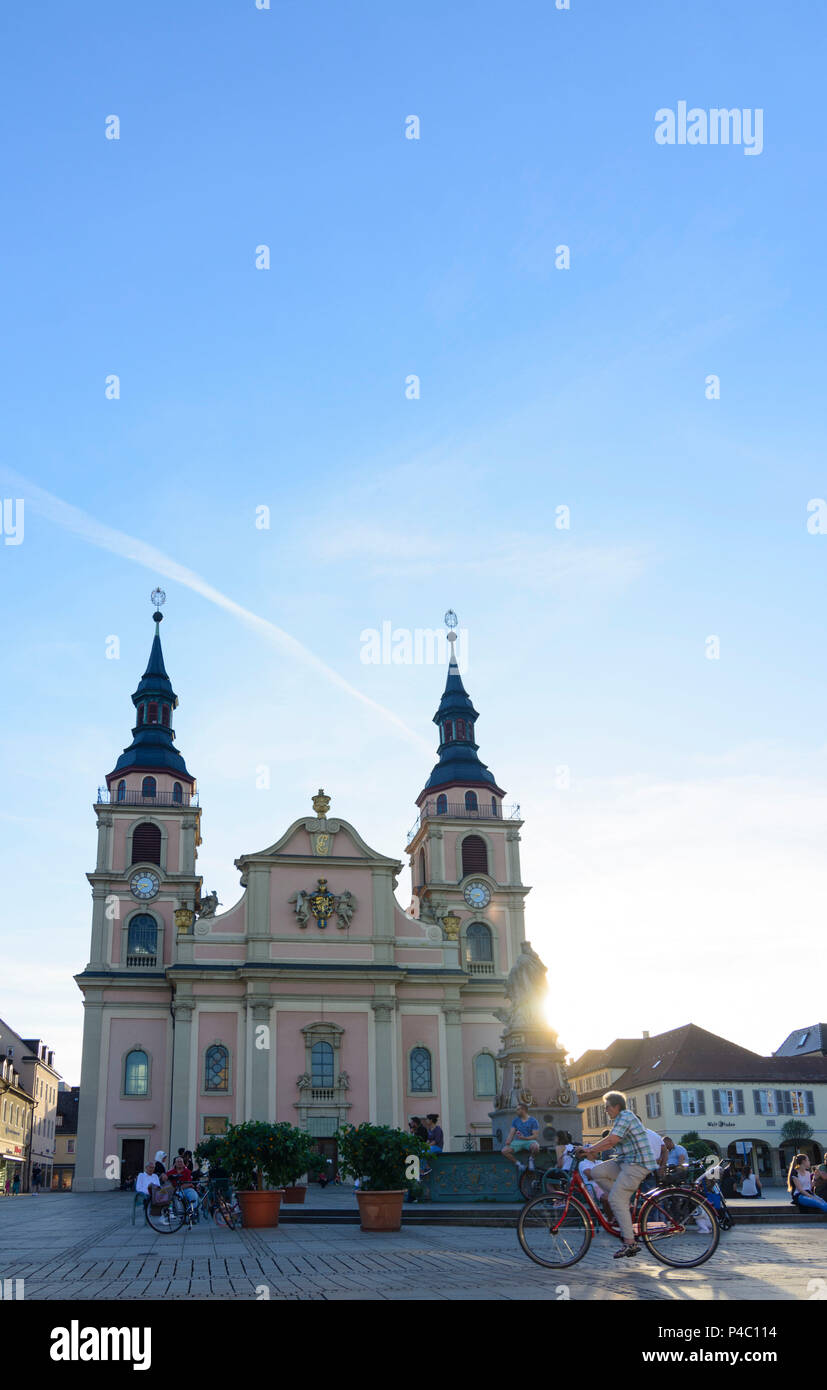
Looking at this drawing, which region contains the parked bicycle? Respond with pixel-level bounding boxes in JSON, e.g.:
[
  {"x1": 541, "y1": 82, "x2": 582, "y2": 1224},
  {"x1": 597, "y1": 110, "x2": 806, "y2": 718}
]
[
  {"x1": 517, "y1": 1155, "x2": 720, "y2": 1269},
  {"x1": 146, "y1": 1178, "x2": 241, "y2": 1233}
]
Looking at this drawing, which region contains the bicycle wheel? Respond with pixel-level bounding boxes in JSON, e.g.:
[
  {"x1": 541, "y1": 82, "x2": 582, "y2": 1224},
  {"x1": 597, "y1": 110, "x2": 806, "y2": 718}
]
[
  {"x1": 214, "y1": 1194, "x2": 238, "y2": 1230},
  {"x1": 518, "y1": 1167, "x2": 544, "y2": 1201},
  {"x1": 146, "y1": 1192, "x2": 186, "y2": 1234},
  {"x1": 518, "y1": 1193, "x2": 592, "y2": 1269},
  {"x1": 639, "y1": 1188, "x2": 719, "y2": 1268}
]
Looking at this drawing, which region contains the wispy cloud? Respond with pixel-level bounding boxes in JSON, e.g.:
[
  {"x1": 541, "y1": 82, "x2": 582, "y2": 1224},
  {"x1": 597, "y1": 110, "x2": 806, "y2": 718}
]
[{"x1": 0, "y1": 468, "x2": 431, "y2": 752}]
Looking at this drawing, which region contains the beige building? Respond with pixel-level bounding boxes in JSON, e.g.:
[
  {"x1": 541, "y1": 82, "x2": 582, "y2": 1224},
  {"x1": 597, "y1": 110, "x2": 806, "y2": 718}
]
[
  {"x1": 0, "y1": 1020, "x2": 61, "y2": 1191},
  {"x1": 570, "y1": 1024, "x2": 827, "y2": 1183},
  {"x1": 0, "y1": 1057, "x2": 33, "y2": 1193}
]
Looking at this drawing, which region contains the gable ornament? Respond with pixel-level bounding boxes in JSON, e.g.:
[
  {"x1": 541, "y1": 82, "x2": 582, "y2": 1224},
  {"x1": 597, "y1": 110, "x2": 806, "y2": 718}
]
[{"x1": 289, "y1": 879, "x2": 358, "y2": 930}]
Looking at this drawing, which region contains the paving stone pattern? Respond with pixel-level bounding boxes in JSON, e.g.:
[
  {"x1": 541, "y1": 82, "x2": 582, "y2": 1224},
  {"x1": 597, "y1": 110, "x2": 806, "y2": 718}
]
[{"x1": 0, "y1": 1192, "x2": 823, "y2": 1301}]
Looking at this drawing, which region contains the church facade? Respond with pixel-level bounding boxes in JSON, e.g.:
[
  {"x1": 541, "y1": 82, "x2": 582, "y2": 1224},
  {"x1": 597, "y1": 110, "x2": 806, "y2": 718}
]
[{"x1": 73, "y1": 609, "x2": 530, "y2": 1190}]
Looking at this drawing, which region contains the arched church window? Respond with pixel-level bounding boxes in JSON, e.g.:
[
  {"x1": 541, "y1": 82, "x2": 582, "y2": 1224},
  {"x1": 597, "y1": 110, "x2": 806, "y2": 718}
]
[
  {"x1": 410, "y1": 1047, "x2": 432, "y2": 1093},
  {"x1": 491, "y1": 796, "x2": 497, "y2": 815},
  {"x1": 131, "y1": 822, "x2": 161, "y2": 865},
  {"x1": 436, "y1": 794, "x2": 448, "y2": 816},
  {"x1": 443, "y1": 721, "x2": 454, "y2": 742},
  {"x1": 474, "y1": 1053, "x2": 496, "y2": 1097},
  {"x1": 124, "y1": 1050, "x2": 149, "y2": 1097},
  {"x1": 141, "y1": 777, "x2": 156, "y2": 800},
  {"x1": 311, "y1": 1041, "x2": 334, "y2": 1088},
  {"x1": 456, "y1": 718, "x2": 466, "y2": 740},
  {"x1": 461, "y1": 834, "x2": 488, "y2": 876},
  {"x1": 148, "y1": 703, "x2": 158, "y2": 724},
  {"x1": 418, "y1": 849, "x2": 426, "y2": 890},
  {"x1": 161, "y1": 705, "x2": 170, "y2": 727},
  {"x1": 205, "y1": 1045, "x2": 229, "y2": 1092},
  {"x1": 466, "y1": 922, "x2": 493, "y2": 962},
  {"x1": 173, "y1": 782, "x2": 183, "y2": 804},
  {"x1": 465, "y1": 790, "x2": 478, "y2": 812},
  {"x1": 126, "y1": 914, "x2": 157, "y2": 962},
  {"x1": 116, "y1": 780, "x2": 126, "y2": 802}
]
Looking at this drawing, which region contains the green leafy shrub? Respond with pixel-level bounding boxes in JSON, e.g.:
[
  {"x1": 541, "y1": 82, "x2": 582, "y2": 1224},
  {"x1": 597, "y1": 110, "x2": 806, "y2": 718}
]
[
  {"x1": 196, "y1": 1121, "x2": 315, "y2": 1192},
  {"x1": 336, "y1": 1122, "x2": 430, "y2": 1192}
]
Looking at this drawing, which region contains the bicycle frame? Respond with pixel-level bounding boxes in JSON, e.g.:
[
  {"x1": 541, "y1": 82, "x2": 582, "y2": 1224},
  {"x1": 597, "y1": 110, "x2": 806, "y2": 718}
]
[{"x1": 545, "y1": 1162, "x2": 715, "y2": 1242}]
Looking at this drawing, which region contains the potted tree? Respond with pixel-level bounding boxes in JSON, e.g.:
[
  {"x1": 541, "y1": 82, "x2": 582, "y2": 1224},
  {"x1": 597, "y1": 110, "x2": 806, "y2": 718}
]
[
  {"x1": 336, "y1": 1122, "x2": 430, "y2": 1231},
  {"x1": 281, "y1": 1129, "x2": 324, "y2": 1204},
  {"x1": 208, "y1": 1120, "x2": 305, "y2": 1227}
]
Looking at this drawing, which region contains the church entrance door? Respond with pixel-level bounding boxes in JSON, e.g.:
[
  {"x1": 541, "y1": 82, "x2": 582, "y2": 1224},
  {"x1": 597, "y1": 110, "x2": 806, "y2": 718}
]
[
  {"x1": 313, "y1": 1137, "x2": 338, "y2": 1182},
  {"x1": 121, "y1": 1139, "x2": 145, "y2": 1188}
]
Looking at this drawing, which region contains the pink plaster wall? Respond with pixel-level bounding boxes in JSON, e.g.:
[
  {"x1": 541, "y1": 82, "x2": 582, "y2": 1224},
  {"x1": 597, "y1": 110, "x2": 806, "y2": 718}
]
[
  {"x1": 270, "y1": 942, "x2": 373, "y2": 961},
  {"x1": 395, "y1": 949, "x2": 441, "y2": 964},
  {"x1": 275, "y1": 1009, "x2": 370, "y2": 1123},
  {"x1": 210, "y1": 898, "x2": 245, "y2": 933},
  {"x1": 269, "y1": 865, "x2": 375, "y2": 935},
  {"x1": 192, "y1": 983, "x2": 245, "y2": 997},
  {"x1": 196, "y1": 1012, "x2": 239, "y2": 1132},
  {"x1": 268, "y1": 981, "x2": 373, "y2": 997},
  {"x1": 462, "y1": 1021, "x2": 501, "y2": 1124},
  {"x1": 105, "y1": 1016, "x2": 169, "y2": 1167},
  {"x1": 194, "y1": 944, "x2": 244, "y2": 961}
]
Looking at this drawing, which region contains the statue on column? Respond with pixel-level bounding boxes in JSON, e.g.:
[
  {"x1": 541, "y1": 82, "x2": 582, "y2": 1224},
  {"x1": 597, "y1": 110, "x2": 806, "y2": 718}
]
[{"x1": 496, "y1": 940, "x2": 548, "y2": 1030}]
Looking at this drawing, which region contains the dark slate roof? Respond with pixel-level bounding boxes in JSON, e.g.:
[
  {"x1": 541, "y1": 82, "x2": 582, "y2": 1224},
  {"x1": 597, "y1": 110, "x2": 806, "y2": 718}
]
[
  {"x1": 612, "y1": 1024, "x2": 827, "y2": 1090},
  {"x1": 773, "y1": 1025, "x2": 827, "y2": 1058},
  {"x1": 421, "y1": 648, "x2": 500, "y2": 793},
  {"x1": 568, "y1": 1040, "x2": 642, "y2": 1077},
  {"x1": 110, "y1": 618, "x2": 192, "y2": 780}
]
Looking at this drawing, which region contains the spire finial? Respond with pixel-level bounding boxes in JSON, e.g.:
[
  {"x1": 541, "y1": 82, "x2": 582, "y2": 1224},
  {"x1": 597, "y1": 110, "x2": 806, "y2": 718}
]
[
  {"x1": 151, "y1": 587, "x2": 166, "y2": 624},
  {"x1": 444, "y1": 609, "x2": 458, "y2": 666}
]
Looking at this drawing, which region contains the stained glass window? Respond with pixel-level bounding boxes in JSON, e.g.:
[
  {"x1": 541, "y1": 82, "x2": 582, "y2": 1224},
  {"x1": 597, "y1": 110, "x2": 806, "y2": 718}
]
[
  {"x1": 205, "y1": 1045, "x2": 229, "y2": 1092},
  {"x1": 410, "y1": 1047, "x2": 432, "y2": 1093}
]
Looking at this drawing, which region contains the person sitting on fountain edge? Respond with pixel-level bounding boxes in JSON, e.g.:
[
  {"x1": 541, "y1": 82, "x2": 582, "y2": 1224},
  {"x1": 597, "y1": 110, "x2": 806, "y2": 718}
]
[{"x1": 502, "y1": 1103, "x2": 540, "y2": 1174}]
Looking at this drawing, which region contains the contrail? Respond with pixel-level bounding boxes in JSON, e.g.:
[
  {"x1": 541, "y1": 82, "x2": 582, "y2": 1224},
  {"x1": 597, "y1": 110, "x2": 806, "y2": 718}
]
[{"x1": 1, "y1": 468, "x2": 431, "y2": 751}]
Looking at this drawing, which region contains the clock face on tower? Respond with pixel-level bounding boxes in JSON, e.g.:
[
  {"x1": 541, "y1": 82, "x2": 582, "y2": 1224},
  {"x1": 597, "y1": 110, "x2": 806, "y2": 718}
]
[
  {"x1": 130, "y1": 870, "x2": 160, "y2": 900},
  {"x1": 464, "y1": 880, "x2": 491, "y2": 909}
]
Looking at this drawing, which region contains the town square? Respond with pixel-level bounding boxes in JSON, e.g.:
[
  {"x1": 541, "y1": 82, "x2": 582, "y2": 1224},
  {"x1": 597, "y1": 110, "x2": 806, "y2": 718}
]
[{"x1": 0, "y1": 0, "x2": 823, "y2": 1371}]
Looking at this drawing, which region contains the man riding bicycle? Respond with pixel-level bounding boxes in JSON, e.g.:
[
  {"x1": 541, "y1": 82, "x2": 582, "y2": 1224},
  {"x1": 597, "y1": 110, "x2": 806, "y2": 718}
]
[{"x1": 578, "y1": 1090, "x2": 659, "y2": 1259}]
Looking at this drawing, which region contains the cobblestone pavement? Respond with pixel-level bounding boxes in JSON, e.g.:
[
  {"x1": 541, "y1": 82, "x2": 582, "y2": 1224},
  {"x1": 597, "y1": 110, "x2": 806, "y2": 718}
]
[{"x1": 0, "y1": 1193, "x2": 824, "y2": 1300}]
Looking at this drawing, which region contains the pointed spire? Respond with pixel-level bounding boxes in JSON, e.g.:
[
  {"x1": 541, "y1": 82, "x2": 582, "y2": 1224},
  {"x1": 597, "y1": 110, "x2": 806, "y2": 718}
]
[
  {"x1": 419, "y1": 613, "x2": 503, "y2": 798},
  {"x1": 107, "y1": 591, "x2": 193, "y2": 784}
]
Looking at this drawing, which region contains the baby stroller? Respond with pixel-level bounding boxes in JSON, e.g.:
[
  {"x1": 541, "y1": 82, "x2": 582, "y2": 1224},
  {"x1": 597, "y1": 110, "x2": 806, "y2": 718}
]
[{"x1": 695, "y1": 1159, "x2": 734, "y2": 1231}]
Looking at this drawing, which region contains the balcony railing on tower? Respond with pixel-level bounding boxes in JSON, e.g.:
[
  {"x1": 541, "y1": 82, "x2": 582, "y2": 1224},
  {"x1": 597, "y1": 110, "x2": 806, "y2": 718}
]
[
  {"x1": 406, "y1": 800, "x2": 520, "y2": 844},
  {"x1": 95, "y1": 788, "x2": 199, "y2": 807}
]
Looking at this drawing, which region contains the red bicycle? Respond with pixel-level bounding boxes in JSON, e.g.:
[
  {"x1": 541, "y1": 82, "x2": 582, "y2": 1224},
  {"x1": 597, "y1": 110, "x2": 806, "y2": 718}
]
[{"x1": 517, "y1": 1160, "x2": 719, "y2": 1269}]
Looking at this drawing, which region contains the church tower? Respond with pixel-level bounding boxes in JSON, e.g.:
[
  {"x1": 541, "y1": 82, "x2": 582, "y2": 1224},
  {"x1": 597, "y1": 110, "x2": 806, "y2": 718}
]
[
  {"x1": 74, "y1": 591, "x2": 202, "y2": 1190},
  {"x1": 407, "y1": 615, "x2": 529, "y2": 986}
]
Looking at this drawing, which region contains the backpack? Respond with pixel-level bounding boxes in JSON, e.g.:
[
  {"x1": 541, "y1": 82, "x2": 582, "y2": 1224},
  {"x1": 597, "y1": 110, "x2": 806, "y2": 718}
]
[{"x1": 150, "y1": 1182, "x2": 173, "y2": 1209}]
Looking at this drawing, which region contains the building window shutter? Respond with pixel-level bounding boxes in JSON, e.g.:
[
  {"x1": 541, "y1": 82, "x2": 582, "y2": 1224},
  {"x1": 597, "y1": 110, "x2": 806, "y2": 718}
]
[
  {"x1": 713, "y1": 1091, "x2": 721, "y2": 1115},
  {"x1": 131, "y1": 823, "x2": 161, "y2": 865},
  {"x1": 735, "y1": 1090, "x2": 744, "y2": 1114},
  {"x1": 696, "y1": 1091, "x2": 705, "y2": 1115},
  {"x1": 673, "y1": 1089, "x2": 682, "y2": 1114},
  {"x1": 752, "y1": 1089, "x2": 761, "y2": 1113},
  {"x1": 806, "y1": 1091, "x2": 815, "y2": 1115},
  {"x1": 461, "y1": 835, "x2": 488, "y2": 875}
]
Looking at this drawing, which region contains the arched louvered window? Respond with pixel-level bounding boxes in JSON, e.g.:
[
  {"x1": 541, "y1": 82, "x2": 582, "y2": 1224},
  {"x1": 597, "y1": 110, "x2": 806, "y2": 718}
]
[
  {"x1": 126, "y1": 914, "x2": 157, "y2": 960},
  {"x1": 124, "y1": 1049, "x2": 149, "y2": 1097},
  {"x1": 148, "y1": 703, "x2": 158, "y2": 724},
  {"x1": 465, "y1": 790, "x2": 478, "y2": 811},
  {"x1": 462, "y1": 834, "x2": 488, "y2": 876},
  {"x1": 311, "y1": 1041, "x2": 334, "y2": 1087},
  {"x1": 205, "y1": 1045, "x2": 229, "y2": 1092},
  {"x1": 161, "y1": 705, "x2": 170, "y2": 727},
  {"x1": 131, "y1": 822, "x2": 161, "y2": 865},
  {"x1": 418, "y1": 849, "x2": 426, "y2": 890},
  {"x1": 474, "y1": 1053, "x2": 496, "y2": 1097},
  {"x1": 410, "y1": 1046, "x2": 432, "y2": 1093},
  {"x1": 173, "y1": 782, "x2": 183, "y2": 804},
  {"x1": 141, "y1": 776, "x2": 156, "y2": 799},
  {"x1": 466, "y1": 922, "x2": 493, "y2": 962},
  {"x1": 456, "y1": 718, "x2": 466, "y2": 739},
  {"x1": 116, "y1": 780, "x2": 126, "y2": 802},
  {"x1": 136, "y1": 706, "x2": 144, "y2": 727},
  {"x1": 436, "y1": 794, "x2": 448, "y2": 816}
]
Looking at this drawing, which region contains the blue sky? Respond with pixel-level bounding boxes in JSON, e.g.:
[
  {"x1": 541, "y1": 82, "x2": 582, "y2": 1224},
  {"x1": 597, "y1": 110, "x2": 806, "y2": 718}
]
[{"x1": 2, "y1": 0, "x2": 826, "y2": 1081}]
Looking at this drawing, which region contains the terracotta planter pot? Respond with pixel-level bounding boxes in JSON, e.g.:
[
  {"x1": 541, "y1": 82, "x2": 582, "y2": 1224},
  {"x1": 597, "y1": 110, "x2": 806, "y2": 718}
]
[
  {"x1": 236, "y1": 1190, "x2": 283, "y2": 1228},
  {"x1": 282, "y1": 1185, "x2": 307, "y2": 1204},
  {"x1": 356, "y1": 1189, "x2": 405, "y2": 1232}
]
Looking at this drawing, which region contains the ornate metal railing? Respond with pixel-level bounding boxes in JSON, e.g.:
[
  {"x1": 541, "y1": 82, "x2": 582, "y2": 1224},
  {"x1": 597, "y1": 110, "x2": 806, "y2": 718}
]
[
  {"x1": 407, "y1": 801, "x2": 520, "y2": 843},
  {"x1": 126, "y1": 954, "x2": 158, "y2": 968},
  {"x1": 96, "y1": 788, "x2": 199, "y2": 807},
  {"x1": 466, "y1": 961, "x2": 495, "y2": 975}
]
